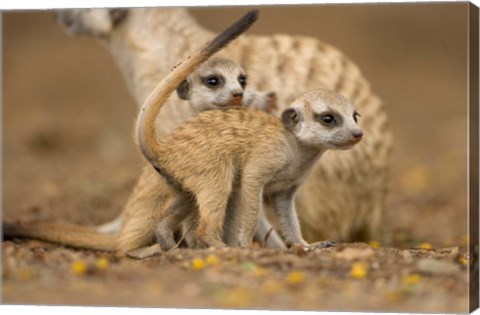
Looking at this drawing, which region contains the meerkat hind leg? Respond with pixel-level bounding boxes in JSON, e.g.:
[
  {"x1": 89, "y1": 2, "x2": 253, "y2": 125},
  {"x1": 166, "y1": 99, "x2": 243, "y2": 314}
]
[
  {"x1": 230, "y1": 174, "x2": 265, "y2": 248},
  {"x1": 194, "y1": 187, "x2": 232, "y2": 249},
  {"x1": 155, "y1": 194, "x2": 194, "y2": 251}
]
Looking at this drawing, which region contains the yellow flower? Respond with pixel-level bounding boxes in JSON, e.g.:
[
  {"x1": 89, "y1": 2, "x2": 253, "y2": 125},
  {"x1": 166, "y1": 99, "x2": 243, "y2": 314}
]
[
  {"x1": 286, "y1": 271, "x2": 306, "y2": 285},
  {"x1": 368, "y1": 240, "x2": 381, "y2": 249},
  {"x1": 191, "y1": 258, "x2": 206, "y2": 270},
  {"x1": 96, "y1": 257, "x2": 109, "y2": 270},
  {"x1": 403, "y1": 273, "x2": 421, "y2": 285},
  {"x1": 71, "y1": 260, "x2": 87, "y2": 275},
  {"x1": 419, "y1": 242, "x2": 433, "y2": 250},
  {"x1": 206, "y1": 255, "x2": 220, "y2": 266},
  {"x1": 350, "y1": 262, "x2": 368, "y2": 279}
]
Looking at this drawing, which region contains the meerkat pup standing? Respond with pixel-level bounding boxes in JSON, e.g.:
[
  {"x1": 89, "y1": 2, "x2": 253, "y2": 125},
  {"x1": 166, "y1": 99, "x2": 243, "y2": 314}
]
[{"x1": 135, "y1": 13, "x2": 363, "y2": 250}]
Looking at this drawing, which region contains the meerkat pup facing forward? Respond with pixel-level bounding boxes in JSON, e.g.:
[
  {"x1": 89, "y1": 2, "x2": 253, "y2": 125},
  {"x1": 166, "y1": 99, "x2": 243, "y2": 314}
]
[
  {"x1": 135, "y1": 10, "x2": 363, "y2": 249},
  {"x1": 177, "y1": 56, "x2": 277, "y2": 114}
]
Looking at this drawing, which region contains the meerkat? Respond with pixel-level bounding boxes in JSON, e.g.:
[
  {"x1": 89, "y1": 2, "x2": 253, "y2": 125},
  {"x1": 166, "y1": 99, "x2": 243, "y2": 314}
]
[{"x1": 134, "y1": 13, "x2": 363, "y2": 250}]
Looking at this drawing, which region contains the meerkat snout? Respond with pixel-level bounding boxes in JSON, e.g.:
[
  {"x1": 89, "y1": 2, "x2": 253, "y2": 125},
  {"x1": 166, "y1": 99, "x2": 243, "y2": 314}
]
[
  {"x1": 232, "y1": 91, "x2": 243, "y2": 98},
  {"x1": 351, "y1": 129, "x2": 363, "y2": 140}
]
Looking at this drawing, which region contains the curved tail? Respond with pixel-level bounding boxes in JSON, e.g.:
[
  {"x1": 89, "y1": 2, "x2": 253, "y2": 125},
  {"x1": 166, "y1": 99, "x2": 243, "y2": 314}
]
[
  {"x1": 3, "y1": 220, "x2": 116, "y2": 251},
  {"x1": 135, "y1": 10, "x2": 259, "y2": 168}
]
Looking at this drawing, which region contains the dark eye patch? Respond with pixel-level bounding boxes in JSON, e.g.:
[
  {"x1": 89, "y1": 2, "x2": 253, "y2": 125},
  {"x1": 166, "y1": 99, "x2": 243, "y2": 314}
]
[
  {"x1": 202, "y1": 74, "x2": 225, "y2": 89},
  {"x1": 238, "y1": 74, "x2": 247, "y2": 88},
  {"x1": 314, "y1": 111, "x2": 342, "y2": 127},
  {"x1": 353, "y1": 111, "x2": 361, "y2": 123}
]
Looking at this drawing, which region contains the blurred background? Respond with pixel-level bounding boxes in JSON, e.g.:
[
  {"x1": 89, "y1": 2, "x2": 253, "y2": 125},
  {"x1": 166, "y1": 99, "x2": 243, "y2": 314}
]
[{"x1": 3, "y1": 3, "x2": 468, "y2": 250}]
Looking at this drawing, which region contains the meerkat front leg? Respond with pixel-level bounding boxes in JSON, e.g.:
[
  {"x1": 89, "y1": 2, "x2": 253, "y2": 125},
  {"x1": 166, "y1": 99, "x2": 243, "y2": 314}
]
[
  {"x1": 255, "y1": 209, "x2": 287, "y2": 249},
  {"x1": 271, "y1": 187, "x2": 334, "y2": 250}
]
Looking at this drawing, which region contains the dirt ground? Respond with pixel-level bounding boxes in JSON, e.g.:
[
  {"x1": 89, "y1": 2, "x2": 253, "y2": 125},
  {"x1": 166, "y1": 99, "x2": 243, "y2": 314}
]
[{"x1": 1, "y1": 4, "x2": 475, "y2": 313}]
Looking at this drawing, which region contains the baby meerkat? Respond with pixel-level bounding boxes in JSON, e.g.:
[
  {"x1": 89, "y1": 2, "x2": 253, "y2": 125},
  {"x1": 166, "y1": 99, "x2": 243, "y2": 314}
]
[
  {"x1": 177, "y1": 56, "x2": 277, "y2": 114},
  {"x1": 136, "y1": 17, "x2": 363, "y2": 250}
]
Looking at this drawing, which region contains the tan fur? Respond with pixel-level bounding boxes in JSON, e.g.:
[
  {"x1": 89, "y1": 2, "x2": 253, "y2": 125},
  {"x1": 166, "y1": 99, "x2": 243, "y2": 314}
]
[{"x1": 4, "y1": 8, "x2": 392, "y2": 255}]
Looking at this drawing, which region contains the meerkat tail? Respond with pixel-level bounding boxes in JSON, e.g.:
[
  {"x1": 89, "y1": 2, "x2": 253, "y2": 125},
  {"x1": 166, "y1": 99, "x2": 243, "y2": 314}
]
[
  {"x1": 135, "y1": 10, "x2": 258, "y2": 167},
  {"x1": 3, "y1": 221, "x2": 116, "y2": 251}
]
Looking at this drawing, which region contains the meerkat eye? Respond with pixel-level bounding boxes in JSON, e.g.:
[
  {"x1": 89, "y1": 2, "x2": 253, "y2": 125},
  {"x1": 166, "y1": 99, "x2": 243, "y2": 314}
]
[
  {"x1": 321, "y1": 114, "x2": 335, "y2": 125},
  {"x1": 238, "y1": 74, "x2": 247, "y2": 88},
  {"x1": 353, "y1": 112, "x2": 361, "y2": 123},
  {"x1": 205, "y1": 76, "x2": 220, "y2": 88}
]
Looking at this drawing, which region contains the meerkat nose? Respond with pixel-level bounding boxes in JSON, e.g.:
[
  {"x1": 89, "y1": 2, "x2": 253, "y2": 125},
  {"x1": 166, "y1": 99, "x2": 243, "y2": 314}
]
[
  {"x1": 351, "y1": 129, "x2": 363, "y2": 140},
  {"x1": 232, "y1": 91, "x2": 243, "y2": 98}
]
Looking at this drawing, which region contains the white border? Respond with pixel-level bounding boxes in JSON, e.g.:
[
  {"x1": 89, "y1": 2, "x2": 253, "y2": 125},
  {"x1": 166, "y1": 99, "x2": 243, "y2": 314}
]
[{"x1": 1, "y1": 0, "x2": 478, "y2": 315}]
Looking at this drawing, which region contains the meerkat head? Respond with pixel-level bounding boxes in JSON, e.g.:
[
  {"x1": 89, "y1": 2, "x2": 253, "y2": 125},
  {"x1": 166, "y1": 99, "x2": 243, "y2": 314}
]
[
  {"x1": 176, "y1": 57, "x2": 248, "y2": 112},
  {"x1": 281, "y1": 89, "x2": 363, "y2": 150}
]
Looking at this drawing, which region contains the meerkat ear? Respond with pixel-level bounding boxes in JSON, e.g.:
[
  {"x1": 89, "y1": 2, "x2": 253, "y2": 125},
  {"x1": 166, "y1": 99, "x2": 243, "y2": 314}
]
[
  {"x1": 176, "y1": 79, "x2": 192, "y2": 100},
  {"x1": 281, "y1": 108, "x2": 302, "y2": 131}
]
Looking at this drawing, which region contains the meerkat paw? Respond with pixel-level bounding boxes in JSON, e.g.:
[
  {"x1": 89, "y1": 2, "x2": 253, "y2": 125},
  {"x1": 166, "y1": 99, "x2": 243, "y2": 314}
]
[
  {"x1": 308, "y1": 240, "x2": 336, "y2": 250},
  {"x1": 291, "y1": 240, "x2": 335, "y2": 252}
]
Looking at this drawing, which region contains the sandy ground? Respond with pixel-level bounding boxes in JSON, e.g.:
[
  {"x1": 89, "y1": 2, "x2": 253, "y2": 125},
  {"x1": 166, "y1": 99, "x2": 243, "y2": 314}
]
[{"x1": 2, "y1": 4, "x2": 474, "y2": 312}]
